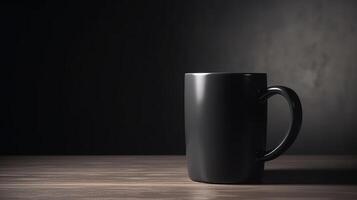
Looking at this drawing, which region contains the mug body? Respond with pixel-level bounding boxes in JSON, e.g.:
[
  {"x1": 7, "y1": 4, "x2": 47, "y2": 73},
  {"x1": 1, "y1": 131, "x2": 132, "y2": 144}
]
[{"x1": 185, "y1": 73, "x2": 267, "y2": 183}]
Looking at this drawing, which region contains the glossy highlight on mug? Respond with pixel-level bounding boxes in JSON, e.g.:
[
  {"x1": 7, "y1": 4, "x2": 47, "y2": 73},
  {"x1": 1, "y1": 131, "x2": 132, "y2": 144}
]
[{"x1": 193, "y1": 74, "x2": 207, "y2": 105}]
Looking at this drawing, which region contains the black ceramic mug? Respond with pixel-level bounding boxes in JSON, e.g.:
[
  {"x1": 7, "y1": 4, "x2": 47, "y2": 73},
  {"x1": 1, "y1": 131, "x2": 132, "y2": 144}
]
[{"x1": 184, "y1": 73, "x2": 302, "y2": 183}]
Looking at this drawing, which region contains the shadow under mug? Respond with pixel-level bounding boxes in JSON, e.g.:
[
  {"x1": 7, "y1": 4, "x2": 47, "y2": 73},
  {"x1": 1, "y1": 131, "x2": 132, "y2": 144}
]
[{"x1": 184, "y1": 73, "x2": 302, "y2": 184}]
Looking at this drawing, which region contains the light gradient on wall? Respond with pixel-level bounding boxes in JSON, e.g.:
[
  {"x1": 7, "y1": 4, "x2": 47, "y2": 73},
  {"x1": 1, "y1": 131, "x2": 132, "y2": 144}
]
[{"x1": 185, "y1": 0, "x2": 357, "y2": 154}]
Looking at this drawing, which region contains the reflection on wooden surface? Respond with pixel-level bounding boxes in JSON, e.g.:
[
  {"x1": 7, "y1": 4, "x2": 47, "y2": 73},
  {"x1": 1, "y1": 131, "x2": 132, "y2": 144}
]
[{"x1": 0, "y1": 155, "x2": 356, "y2": 199}]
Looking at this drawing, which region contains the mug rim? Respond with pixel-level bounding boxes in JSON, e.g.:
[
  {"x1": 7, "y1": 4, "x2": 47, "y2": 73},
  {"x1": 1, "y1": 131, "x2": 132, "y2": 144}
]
[{"x1": 185, "y1": 72, "x2": 266, "y2": 76}]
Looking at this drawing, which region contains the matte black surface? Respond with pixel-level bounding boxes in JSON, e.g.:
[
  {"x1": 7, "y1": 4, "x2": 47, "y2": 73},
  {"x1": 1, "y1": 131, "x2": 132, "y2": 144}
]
[{"x1": 185, "y1": 73, "x2": 302, "y2": 183}]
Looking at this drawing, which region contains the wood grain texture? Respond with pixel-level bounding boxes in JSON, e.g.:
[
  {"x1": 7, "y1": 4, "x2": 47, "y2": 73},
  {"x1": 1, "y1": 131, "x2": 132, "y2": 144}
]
[{"x1": 0, "y1": 156, "x2": 357, "y2": 199}]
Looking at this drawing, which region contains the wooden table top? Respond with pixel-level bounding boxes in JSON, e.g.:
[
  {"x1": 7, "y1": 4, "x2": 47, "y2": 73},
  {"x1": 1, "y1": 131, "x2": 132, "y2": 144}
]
[{"x1": 0, "y1": 155, "x2": 357, "y2": 199}]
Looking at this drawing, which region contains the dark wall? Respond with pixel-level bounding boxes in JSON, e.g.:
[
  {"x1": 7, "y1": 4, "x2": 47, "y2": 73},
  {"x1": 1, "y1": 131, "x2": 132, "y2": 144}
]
[{"x1": 1, "y1": 0, "x2": 357, "y2": 154}]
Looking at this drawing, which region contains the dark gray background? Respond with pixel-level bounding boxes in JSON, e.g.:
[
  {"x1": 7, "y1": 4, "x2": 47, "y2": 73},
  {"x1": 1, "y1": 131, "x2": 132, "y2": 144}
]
[{"x1": 1, "y1": 0, "x2": 357, "y2": 154}]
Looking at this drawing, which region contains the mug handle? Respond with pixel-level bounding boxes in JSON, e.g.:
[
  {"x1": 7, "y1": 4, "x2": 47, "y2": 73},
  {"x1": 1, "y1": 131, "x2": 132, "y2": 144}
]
[{"x1": 258, "y1": 86, "x2": 302, "y2": 161}]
